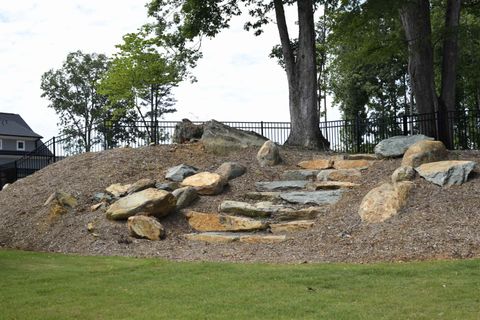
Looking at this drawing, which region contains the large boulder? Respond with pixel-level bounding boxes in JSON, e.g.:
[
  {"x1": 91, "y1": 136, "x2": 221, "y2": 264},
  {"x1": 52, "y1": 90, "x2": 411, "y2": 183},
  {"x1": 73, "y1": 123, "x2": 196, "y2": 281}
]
[
  {"x1": 201, "y1": 120, "x2": 267, "y2": 151},
  {"x1": 358, "y1": 182, "x2": 413, "y2": 223},
  {"x1": 215, "y1": 162, "x2": 246, "y2": 180},
  {"x1": 415, "y1": 160, "x2": 476, "y2": 186},
  {"x1": 127, "y1": 215, "x2": 165, "y2": 240},
  {"x1": 172, "y1": 119, "x2": 204, "y2": 143},
  {"x1": 374, "y1": 135, "x2": 434, "y2": 158},
  {"x1": 401, "y1": 140, "x2": 448, "y2": 167},
  {"x1": 257, "y1": 140, "x2": 282, "y2": 167},
  {"x1": 165, "y1": 164, "x2": 198, "y2": 182},
  {"x1": 185, "y1": 211, "x2": 268, "y2": 232},
  {"x1": 181, "y1": 172, "x2": 227, "y2": 195},
  {"x1": 106, "y1": 188, "x2": 176, "y2": 220}
]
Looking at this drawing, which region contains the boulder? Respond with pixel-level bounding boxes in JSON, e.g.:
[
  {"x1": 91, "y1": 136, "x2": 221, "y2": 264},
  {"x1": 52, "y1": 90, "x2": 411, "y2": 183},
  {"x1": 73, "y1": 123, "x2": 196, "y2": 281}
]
[
  {"x1": 172, "y1": 186, "x2": 199, "y2": 209},
  {"x1": 255, "y1": 180, "x2": 309, "y2": 192},
  {"x1": 105, "y1": 183, "x2": 131, "y2": 198},
  {"x1": 401, "y1": 140, "x2": 448, "y2": 168},
  {"x1": 333, "y1": 160, "x2": 372, "y2": 170},
  {"x1": 256, "y1": 140, "x2": 282, "y2": 167},
  {"x1": 172, "y1": 119, "x2": 204, "y2": 143},
  {"x1": 374, "y1": 135, "x2": 434, "y2": 158},
  {"x1": 165, "y1": 164, "x2": 198, "y2": 182},
  {"x1": 280, "y1": 190, "x2": 343, "y2": 206},
  {"x1": 127, "y1": 215, "x2": 165, "y2": 240},
  {"x1": 415, "y1": 160, "x2": 476, "y2": 186},
  {"x1": 215, "y1": 162, "x2": 246, "y2": 180},
  {"x1": 106, "y1": 188, "x2": 176, "y2": 220},
  {"x1": 306, "y1": 181, "x2": 360, "y2": 190},
  {"x1": 201, "y1": 120, "x2": 267, "y2": 151},
  {"x1": 391, "y1": 166, "x2": 415, "y2": 184},
  {"x1": 297, "y1": 159, "x2": 333, "y2": 170},
  {"x1": 280, "y1": 170, "x2": 319, "y2": 181},
  {"x1": 219, "y1": 201, "x2": 286, "y2": 218},
  {"x1": 181, "y1": 172, "x2": 227, "y2": 195},
  {"x1": 270, "y1": 220, "x2": 315, "y2": 233},
  {"x1": 127, "y1": 178, "x2": 156, "y2": 195},
  {"x1": 185, "y1": 211, "x2": 268, "y2": 232},
  {"x1": 316, "y1": 169, "x2": 362, "y2": 182},
  {"x1": 358, "y1": 182, "x2": 413, "y2": 223}
]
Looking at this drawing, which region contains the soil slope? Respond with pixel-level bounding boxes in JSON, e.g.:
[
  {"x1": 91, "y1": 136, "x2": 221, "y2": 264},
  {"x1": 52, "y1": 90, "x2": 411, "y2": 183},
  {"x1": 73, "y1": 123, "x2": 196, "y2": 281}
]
[{"x1": 0, "y1": 143, "x2": 479, "y2": 263}]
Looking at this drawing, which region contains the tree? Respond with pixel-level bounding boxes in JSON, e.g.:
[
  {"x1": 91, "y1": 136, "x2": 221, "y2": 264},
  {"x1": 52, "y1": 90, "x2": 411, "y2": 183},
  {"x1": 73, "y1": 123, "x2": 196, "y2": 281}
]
[
  {"x1": 99, "y1": 30, "x2": 183, "y2": 144},
  {"x1": 147, "y1": 0, "x2": 330, "y2": 149},
  {"x1": 40, "y1": 51, "x2": 112, "y2": 152}
]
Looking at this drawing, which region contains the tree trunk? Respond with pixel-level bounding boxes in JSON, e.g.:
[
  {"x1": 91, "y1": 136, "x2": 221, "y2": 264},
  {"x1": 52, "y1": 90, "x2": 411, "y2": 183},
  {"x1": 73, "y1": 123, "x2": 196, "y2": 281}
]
[
  {"x1": 439, "y1": 0, "x2": 461, "y2": 148},
  {"x1": 400, "y1": 0, "x2": 438, "y2": 138},
  {"x1": 274, "y1": 0, "x2": 329, "y2": 149}
]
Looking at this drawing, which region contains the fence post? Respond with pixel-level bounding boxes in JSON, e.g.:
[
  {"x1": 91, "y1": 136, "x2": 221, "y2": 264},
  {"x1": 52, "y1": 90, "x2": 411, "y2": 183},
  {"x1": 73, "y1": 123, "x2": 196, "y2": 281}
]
[
  {"x1": 260, "y1": 121, "x2": 264, "y2": 137},
  {"x1": 14, "y1": 160, "x2": 18, "y2": 181},
  {"x1": 52, "y1": 136, "x2": 56, "y2": 163},
  {"x1": 403, "y1": 115, "x2": 408, "y2": 135},
  {"x1": 355, "y1": 114, "x2": 361, "y2": 153}
]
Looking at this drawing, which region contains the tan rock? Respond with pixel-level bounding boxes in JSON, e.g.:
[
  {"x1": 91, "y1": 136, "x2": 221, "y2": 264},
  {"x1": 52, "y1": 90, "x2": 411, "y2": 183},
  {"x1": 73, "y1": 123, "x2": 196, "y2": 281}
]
[
  {"x1": 358, "y1": 182, "x2": 414, "y2": 223},
  {"x1": 44, "y1": 191, "x2": 77, "y2": 208},
  {"x1": 184, "y1": 232, "x2": 240, "y2": 243},
  {"x1": 401, "y1": 140, "x2": 448, "y2": 167},
  {"x1": 344, "y1": 154, "x2": 378, "y2": 161},
  {"x1": 306, "y1": 181, "x2": 360, "y2": 190},
  {"x1": 181, "y1": 172, "x2": 227, "y2": 195},
  {"x1": 185, "y1": 211, "x2": 267, "y2": 232},
  {"x1": 239, "y1": 234, "x2": 287, "y2": 244},
  {"x1": 333, "y1": 160, "x2": 372, "y2": 170},
  {"x1": 415, "y1": 160, "x2": 476, "y2": 186},
  {"x1": 105, "y1": 183, "x2": 132, "y2": 198},
  {"x1": 257, "y1": 140, "x2": 282, "y2": 167},
  {"x1": 270, "y1": 220, "x2": 315, "y2": 233},
  {"x1": 317, "y1": 169, "x2": 362, "y2": 182},
  {"x1": 127, "y1": 178, "x2": 156, "y2": 195},
  {"x1": 106, "y1": 188, "x2": 176, "y2": 220},
  {"x1": 90, "y1": 203, "x2": 104, "y2": 211},
  {"x1": 127, "y1": 215, "x2": 165, "y2": 240},
  {"x1": 87, "y1": 222, "x2": 95, "y2": 232},
  {"x1": 391, "y1": 166, "x2": 415, "y2": 184},
  {"x1": 297, "y1": 159, "x2": 333, "y2": 170}
]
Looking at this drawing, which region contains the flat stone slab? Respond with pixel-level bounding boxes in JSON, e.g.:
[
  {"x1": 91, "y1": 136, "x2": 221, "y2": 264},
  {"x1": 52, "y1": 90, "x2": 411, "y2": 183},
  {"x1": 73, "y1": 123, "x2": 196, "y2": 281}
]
[
  {"x1": 243, "y1": 192, "x2": 281, "y2": 201},
  {"x1": 280, "y1": 190, "x2": 343, "y2": 205},
  {"x1": 297, "y1": 159, "x2": 333, "y2": 170},
  {"x1": 270, "y1": 220, "x2": 315, "y2": 233},
  {"x1": 317, "y1": 169, "x2": 362, "y2": 182},
  {"x1": 185, "y1": 211, "x2": 268, "y2": 232},
  {"x1": 333, "y1": 160, "x2": 372, "y2": 170},
  {"x1": 255, "y1": 180, "x2": 309, "y2": 192},
  {"x1": 306, "y1": 181, "x2": 360, "y2": 190},
  {"x1": 274, "y1": 207, "x2": 321, "y2": 221},
  {"x1": 280, "y1": 170, "x2": 319, "y2": 181},
  {"x1": 184, "y1": 232, "x2": 286, "y2": 244},
  {"x1": 415, "y1": 160, "x2": 476, "y2": 186},
  {"x1": 219, "y1": 201, "x2": 286, "y2": 218},
  {"x1": 344, "y1": 154, "x2": 378, "y2": 161}
]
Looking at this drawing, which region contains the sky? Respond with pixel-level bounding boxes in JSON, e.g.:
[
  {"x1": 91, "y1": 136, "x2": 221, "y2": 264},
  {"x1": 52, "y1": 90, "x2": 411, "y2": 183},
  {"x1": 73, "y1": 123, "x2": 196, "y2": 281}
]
[{"x1": 0, "y1": 1, "x2": 338, "y2": 139}]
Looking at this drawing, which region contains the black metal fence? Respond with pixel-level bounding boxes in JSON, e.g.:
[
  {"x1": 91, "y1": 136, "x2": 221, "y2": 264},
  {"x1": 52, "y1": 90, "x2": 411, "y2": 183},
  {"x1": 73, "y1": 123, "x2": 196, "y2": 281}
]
[{"x1": 2, "y1": 110, "x2": 480, "y2": 189}]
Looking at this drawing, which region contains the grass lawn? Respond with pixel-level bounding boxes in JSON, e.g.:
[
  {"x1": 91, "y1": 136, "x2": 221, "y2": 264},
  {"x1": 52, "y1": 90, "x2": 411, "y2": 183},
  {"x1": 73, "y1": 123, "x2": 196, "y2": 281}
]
[{"x1": 0, "y1": 250, "x2": 479, "y2": 319}]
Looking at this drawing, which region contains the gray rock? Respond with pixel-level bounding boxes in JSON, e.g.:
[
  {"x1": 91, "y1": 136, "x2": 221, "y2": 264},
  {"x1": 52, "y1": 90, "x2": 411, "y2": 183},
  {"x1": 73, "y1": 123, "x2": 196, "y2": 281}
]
[
  {"x1": 173, "y1": 187, "x2": 199, "y2": 209},
  {"x1": 215, "y1": 162, "x2": 246, "y2": 180},
  {"x1": 255, "y1": 180, "x2": 309, "y2": 192},
  {"x1": 201, "y1": 120, "x2": 267, "y2": 151},
  {"x1": 281, "y1": 170, "x2": 319, "y2": 181},
  {"x1": 92, "y1": 192, "x2": 113, "y2": 202},
  {"x1": 317, "y1": 169, "x2": 362, "y2": 182},
  {"x1": 374, "y1": 135, "x2": 434, "y2": 158},
  {"x1": 127, "y1": 178, "x2": 156, "y2": 195},
  {"x1": 415, "y1": 160, "x2": 476, "y2": 186},
  {"x1": 256, "y1": 140, "x2": 282, "y2": 167},
  {"x1": 172, "y1": 119, "x2": 204, "y2": 143},
  {"x1": 280, "y1": 190, "x2": 343, "y2": 205},
  {"x1": 165, "y1": 164, "x2": 198, "y2": 182},
  {"x1": 219, "y1": 200, "x2": 287, "y2": 218},
  {"x1": 155, "y1": 182, "x2": 180, "y2": 191}
]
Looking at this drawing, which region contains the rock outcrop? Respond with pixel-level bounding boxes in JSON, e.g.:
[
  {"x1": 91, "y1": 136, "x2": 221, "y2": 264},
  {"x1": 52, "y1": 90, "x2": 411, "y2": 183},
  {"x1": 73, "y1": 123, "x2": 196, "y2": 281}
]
[
  {"x1": 401, "y1": 140, "x2": 448, "y2": 168},
  {"x1": 172, "y1": 119, "x2": 204, "y2": 143},
  {"x1": 201, "y1": 120, "x2": 267, "y2": 151},
  {"x1": 374, "y1": 135, "x2": 434, "y2": 158}
]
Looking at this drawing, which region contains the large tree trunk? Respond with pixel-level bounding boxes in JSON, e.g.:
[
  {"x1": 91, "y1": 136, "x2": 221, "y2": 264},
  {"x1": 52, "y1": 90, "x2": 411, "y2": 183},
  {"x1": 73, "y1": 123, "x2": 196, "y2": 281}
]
[
  {"x1": 274, "y1": 0, "x2": 329, "y2": 149},
  {"x1": 439, "y1": 0, "x2": 461, "y2": 148},
  {"x1": 400, "y1": 0, "x2": 438, "y2": 138}
]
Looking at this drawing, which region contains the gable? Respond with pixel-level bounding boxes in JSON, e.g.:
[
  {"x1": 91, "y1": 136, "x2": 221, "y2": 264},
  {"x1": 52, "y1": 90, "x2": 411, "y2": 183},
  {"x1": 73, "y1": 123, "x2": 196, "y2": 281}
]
[{"x1": 0, "y1": 113, "x2": 42, "y2": 138}]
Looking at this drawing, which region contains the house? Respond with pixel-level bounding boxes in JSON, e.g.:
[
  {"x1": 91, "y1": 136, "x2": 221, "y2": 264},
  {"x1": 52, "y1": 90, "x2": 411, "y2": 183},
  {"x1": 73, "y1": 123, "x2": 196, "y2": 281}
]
[{"x1": 0, "y1": 113, "x2": 45, "y2": 188}]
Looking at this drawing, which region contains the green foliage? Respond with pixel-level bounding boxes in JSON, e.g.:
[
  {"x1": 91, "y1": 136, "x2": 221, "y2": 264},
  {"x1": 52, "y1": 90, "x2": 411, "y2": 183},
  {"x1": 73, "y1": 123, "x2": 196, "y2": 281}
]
[{"x1": 1, "y1": 250, "x2": 480, "y2": 319}]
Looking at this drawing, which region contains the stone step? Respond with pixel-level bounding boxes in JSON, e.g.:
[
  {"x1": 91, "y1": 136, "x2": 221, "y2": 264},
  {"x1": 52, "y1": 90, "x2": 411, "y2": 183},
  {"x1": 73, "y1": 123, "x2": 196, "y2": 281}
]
[
  {"x1": 344, "y1": 154, "x2": 378, "y2": 161},
  {"x1": 279, "y1": 190, "x2": 343, "y2": 206},
  {"x1": 297, "y1": 159, "x2": 333, "y2": 170},
  {"x1": 219, "y1": 201, "x2": 286, "y2": 218},
  {"x1": 273, "y1": 207, "x2": 322, "y2": 221},
  {"x1": 316, "y1": 169, "x2": 362, "y2": 182},
  {"x1": 184, "y1": 232, "x2": 287, "y2": 244},
  {"x1": 255, "y1": 180, "x2": 309, "y2": 192},
  {"x1": 306, "y1": 181, "x2": 360, "y2": 190},
  {"x1": 333, "y1": 159, "x2": 373, "y2": 170},
  {"x1": 243, "y1": 192, "x2": 281, "y2": 201},
  {"x1": 280, "y1": 170, "x2": 319, "y2": 181},
  {"x1": 270, "y1": 220, "x2": 315, "y2": 233},
  {"x1": 185, "y1": 211, "x2": 268, "y2": 232}
]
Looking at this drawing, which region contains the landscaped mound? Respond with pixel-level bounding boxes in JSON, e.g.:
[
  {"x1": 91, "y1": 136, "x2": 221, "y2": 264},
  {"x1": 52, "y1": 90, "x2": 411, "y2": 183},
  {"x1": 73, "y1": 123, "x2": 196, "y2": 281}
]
[{"x1": 0, "y1": 142, "x2": 479, "y2": 263}]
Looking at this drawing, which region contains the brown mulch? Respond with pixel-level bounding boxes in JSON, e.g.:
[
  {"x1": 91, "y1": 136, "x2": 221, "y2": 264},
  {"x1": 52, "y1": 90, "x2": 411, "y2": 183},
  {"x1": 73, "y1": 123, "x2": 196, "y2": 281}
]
[{"x1": 0, "y1": 143, "x2": 479, "y2": 263}]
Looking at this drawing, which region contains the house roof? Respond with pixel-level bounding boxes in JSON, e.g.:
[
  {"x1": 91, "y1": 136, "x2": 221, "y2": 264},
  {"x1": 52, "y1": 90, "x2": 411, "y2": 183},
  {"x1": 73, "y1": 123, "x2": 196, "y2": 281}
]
[{"x1": 0, "y1": 113, "x2": 42, "y2": 139}]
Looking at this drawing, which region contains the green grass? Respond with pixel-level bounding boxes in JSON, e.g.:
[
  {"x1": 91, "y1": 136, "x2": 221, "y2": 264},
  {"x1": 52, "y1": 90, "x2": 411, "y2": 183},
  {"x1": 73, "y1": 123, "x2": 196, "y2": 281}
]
[{"x1": 0, "y1": 250, "x2": 479, "y2": 319}]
